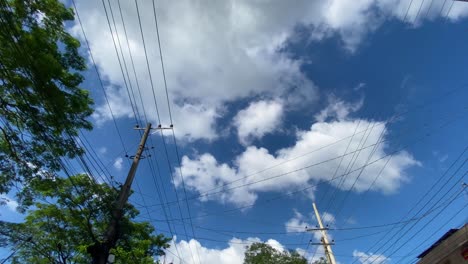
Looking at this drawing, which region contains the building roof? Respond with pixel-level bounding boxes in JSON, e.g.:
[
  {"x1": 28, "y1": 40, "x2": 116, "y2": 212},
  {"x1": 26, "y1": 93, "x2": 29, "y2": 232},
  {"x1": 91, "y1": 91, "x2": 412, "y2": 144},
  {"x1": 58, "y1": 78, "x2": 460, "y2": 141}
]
[{"x1": 417, "y1": 228, "x2": 460, "y2": 259}]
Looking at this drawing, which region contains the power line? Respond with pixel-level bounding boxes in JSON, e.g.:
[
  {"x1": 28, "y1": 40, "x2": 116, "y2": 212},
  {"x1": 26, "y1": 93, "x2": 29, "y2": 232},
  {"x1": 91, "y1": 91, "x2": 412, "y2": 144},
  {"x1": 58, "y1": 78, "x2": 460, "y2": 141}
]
[
  {"x1": 356, "y1": 173, "x2": 466, "y2": 263},
  {"x1": 149, "y1": 1, "x2": 215, "y2": 262},
  {"x1": 167, "y1": 130, "x2": 203, "y2": 264},
  {"x1": 147, "y1": 151, "x2": 183, "y2": 260},
  {"x1": 131, "y1": 1, "x2": 196, "y2": 262},
  {"x1": 414, "y1": 0, "x2": 426, "y2": 22},
  {"x1": 374, "y1": 183, "x2": 467, "y2": 263},
  {"x1": 424, "y1": 0, "x2": 435, "y2": 18},
  {"x1": 99, "y1": 5, "x2": 180, "y2": 259},
  {"x1": 341, "y1": 106, "x2": 467, "y2": 225},
  {"x1": 147, "y1": 132, "x2": 458, "y2": 222},
  {"x1": 143, "y1": 107, "x2": 463, "y2": 229},
  {"x1": 99, "y1": 0, "x2": 140, "y2": 126},
  {"x1": 316, "y1": 119, "x2": 362, "y2": 211},
  {"x1": 108, "y1": 4, "x2": 181, "y2": 258},
  {"x1": 439, "y1": 0, "x2": 449, "y2": 16},
  {"x1": 163, "y1": 110, "x2": 463, "y2": 209},
  {"x1": 71, "y1": 0, "x2": 128, "y2": 154},
  {"x1": 151, "y1": 0, "x2": 173, "y2": 125},
  {"x1": 399, "y1": 202, "x2": 468, "y2": 264},
  {"x1": 143, "y1": 87, "x2": 465, "y2": 208},
  {"x1": 115, "y1": 0, "x2": 149, "y2": 123},
  {"x1": 353, "y1": 146, "x2": 466, "y2": 262},
  {"x1": 324, "y1": 121, "x2": 377, "y2": 219},
  {"x1": 105, "y1": 0, "x2": 142, "y2": 126},
  {"x1": 409, "y1": 220, "x2": 468, "y2": 264},
  {"x1": 104, "y1": 3, "x2": 184, "y2": 260},
  {"x1": 444, "y1": 0, "x2": 456, "y2": 20},
  {"x1": 62, "y1": 7, "x2": 178, "y2": 262},
  {"x1": 133, "y1": 0, "x2": 162, "y2": 124},
  {"x1": 0, "y1": 0, "x2": 109, "y2": 190},
  {"x1": 149, "y1": 0, "x2": 241, "y2": 259},
  {"x1": 355, "y1": 148, "x2": 467, "y2": 263},
  {"x1": 331, "y1": 116, "x2": 399, "y2": 222},
  {"x1": 155, "y1": 128, "x2": 198, "y2": 264},
  {"x1": 2, "y1": 3, "x2": 176, "y2": 262},
  {"x1": 370, "y1": 187, "x2": 466, "y2": 264},
  {"x1": 339, "y1": 154, "x2": 393, "y2": 225},
  {"x1": 403, "y1": 0, "x2": 415, "y2": 22},
  {"x1": 143, "y1": 135, "x2": 407, "y2": 209},
  {"x1": 141, "y1": 190, "x2": 464, "y2": 237}
]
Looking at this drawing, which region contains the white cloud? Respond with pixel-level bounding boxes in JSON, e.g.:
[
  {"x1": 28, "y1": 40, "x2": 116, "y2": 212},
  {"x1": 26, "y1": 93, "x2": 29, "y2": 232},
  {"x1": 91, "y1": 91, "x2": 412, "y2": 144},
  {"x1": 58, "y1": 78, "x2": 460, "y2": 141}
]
[
  {"x1": 285, "y1": 210, "x2": 313, "y2": 233},
  {"x1": 314, "y1": 0, "x2": 468, "y2": 51},
  {"x1": 447, "y1": 1, "x2": 468, "y2": 21},
  {"x1": 113, "y1": 157, "x2": 123, "y2": 171},
  {"x1": 70, "y1": 1, "x2": 468, "y2": 141},
  {"x1": 172, "y1": 103, "x2": 220, "y2": 141},
  {"x1": 315, "y1": 95, "x2": 363, "y2": 122},
  {"x1": 176, "y1": 113, "x2": 419, "y2": 206},
  {"x1": 234, "y1": 100, "x2": 283, "y2": 145},
  {"x1": 91, "y1": 85, "x2": 134, "y2": 126},
  {"x1": 353, "y1": 250, "x2": 389, "y2": 264},
  {"x1": 0, "y1": 194, "x2": 18, "y2": 212},
  {"x1": 290, "y1": 223, "x2": 331, "y2": 264},
  {"x1": 166, "y1": 237, "x2": 292, "y2": 264},
  {"x1": 71, "y1": 0, "x2": 318, "y2": 141},
  {"x1": 285, "y1": 210, "x2": 335, "y2": 234}
]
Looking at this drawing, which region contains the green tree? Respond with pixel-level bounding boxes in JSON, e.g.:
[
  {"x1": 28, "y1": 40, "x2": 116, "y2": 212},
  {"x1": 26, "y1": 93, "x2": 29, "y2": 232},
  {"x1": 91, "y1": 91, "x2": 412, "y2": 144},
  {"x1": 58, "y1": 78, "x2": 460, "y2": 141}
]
[
  {"x1": 0, "y1": 0, "x2": 93, "y2": 208},
  {"x1": 244, "y1": 242, "x2": 307, "y2": 264},
  {"x1": 0, "y1": 174, "x2": 170, "y2": 263},
  {"x1": 312, "y1": 257, "x2": 329, "y2": 264}
]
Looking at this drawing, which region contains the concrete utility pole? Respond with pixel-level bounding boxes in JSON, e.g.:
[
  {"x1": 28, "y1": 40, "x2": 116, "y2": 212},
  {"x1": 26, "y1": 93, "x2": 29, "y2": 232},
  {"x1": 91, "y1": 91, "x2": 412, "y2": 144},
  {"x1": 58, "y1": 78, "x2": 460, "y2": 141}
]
[
  {"x1": 88, "y1": 123, "x2": 152, "y2": 264},
  {"x1": 310, "y1": 202, "x2": 337, "y2": 264}
]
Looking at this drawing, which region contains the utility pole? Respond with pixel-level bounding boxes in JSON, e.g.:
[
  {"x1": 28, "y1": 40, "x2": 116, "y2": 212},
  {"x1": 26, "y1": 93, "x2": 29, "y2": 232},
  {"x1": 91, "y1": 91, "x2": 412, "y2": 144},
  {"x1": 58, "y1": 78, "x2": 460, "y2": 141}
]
[
  {"x1": 88, "y1": 123, "x2": 152, "y2": 264},
  {"x1": 307, "y1": 202, "x2": 337, "y2": 264}
]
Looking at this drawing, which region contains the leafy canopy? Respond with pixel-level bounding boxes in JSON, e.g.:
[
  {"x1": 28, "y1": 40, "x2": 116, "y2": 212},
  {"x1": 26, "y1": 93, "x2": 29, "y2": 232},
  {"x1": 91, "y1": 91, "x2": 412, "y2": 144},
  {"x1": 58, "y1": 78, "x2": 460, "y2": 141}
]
[
  {"x1": 244, "y1": 242, "x2": 307, "y2": 264},
  {"x1": 0, "y1": 174, "x2": 170, "y2": 264},
  {"x1": 313, "y1": 257, "x2": 329, "y2": 264},
  {"x1": 0, "y1": 0, "x2": 93, "y2": 208}
]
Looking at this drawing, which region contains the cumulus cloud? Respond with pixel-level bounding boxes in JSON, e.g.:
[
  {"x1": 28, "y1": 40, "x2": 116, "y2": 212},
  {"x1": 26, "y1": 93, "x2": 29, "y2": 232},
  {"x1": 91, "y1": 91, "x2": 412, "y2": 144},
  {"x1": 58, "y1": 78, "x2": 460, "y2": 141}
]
[
  {"x1": 353, "y1": 250, "x2": 389, "y2": 264},
  {"x1": 285, "y1": 210, "x2": 335, "y2": 234},
  {"x1": 314, "y1": 0, "x2": 468, "y2": 51},
  {"x1": 234, "y1": 100, "x2": 283, "y2": 145},
  {"x1": 285, "y1": 210, "x2": 313, "y2": 233},
  {"x1": 113, "y1": 157, "x2": 123, "y2": 171},
  {"x1": 165, "y1": 237, "x2": 324, "y2": 264},
  {"x1": 446, "y1": 1, "x2": 468, "y2": 21},
  {"x1": 91, "y1": 85, "x2": 135, "y2": 126},
  {"x1": 315, "y1": 95, "x2": 363, "y2": 122},
  {"x1": 176, "y1": 114, "x2": 419, "y2": 206},
  {"x1": 166, "y1": 237, "x2": 289, "y2": 264},
  {"x1": 70, "y1": 0, "x2": 468, "y2": 140},
  {"x1": 71, "y1": 0, "x2": 318, "y2": 141}
]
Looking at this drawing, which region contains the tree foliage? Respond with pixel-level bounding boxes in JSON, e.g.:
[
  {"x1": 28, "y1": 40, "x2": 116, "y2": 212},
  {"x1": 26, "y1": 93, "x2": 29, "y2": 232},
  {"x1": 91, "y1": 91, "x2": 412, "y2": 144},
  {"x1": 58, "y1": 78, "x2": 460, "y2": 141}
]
[
  {"x1": 312, "y1": 257, "x2": 329, "y2": 264},
  {"x1": 0, "y1": 174, "x2": 170, "y2": 263},
  {"x1": 244, "y1": 242, "x2": 307, "y2": 264},
  {"x1": 0, "y1": 0, "x2": 93, "y2": 208}
]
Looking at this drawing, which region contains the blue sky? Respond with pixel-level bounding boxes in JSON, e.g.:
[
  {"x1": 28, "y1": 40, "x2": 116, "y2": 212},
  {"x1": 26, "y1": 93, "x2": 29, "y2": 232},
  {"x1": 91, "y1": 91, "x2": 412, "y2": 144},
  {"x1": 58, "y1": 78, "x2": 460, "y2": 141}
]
[{"x1": 2, "y1": 0, "x2": 468, "y2": 263}]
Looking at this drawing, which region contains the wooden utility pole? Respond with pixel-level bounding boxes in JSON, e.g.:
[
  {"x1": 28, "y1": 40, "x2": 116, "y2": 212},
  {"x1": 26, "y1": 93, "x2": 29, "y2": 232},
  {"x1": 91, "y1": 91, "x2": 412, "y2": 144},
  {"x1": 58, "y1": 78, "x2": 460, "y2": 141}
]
[
  {"x1": 88, "y1": 123, "x2": 152, "y2": 264},
  {"x1": 310, "y1": 202, "x2": 337, "y2": 264}
]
